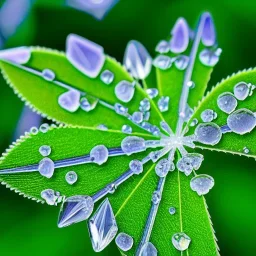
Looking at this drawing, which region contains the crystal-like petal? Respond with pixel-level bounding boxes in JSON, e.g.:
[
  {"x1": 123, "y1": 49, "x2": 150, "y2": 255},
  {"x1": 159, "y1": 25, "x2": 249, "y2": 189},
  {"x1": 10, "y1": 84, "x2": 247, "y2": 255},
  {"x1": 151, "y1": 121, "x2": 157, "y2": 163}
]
[
  {"x1": 0, "y1": 47, "x2": 31, "y2": 64},
  {"x1": 202, "y1": 13, "x2": 216, "y2": 47}
]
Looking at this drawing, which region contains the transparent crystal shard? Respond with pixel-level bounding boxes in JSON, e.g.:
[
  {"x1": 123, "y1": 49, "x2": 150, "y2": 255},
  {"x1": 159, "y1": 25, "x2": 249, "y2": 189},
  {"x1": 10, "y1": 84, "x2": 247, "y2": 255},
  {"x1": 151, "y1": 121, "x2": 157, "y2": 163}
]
[
  {"x1": 121, "y1": 136, "x2": 146, "y2": 155},
  {"x1": 58, "y1": 90, "x2": 80, "y2": 112},
  {"x1": 174, "y1": 55, "x2": 189, "y2": 70},
  {"x1": 41, "y1": 189, "x2": 60, "y2": 206},
  {"x1": 0, "y1": 47, "x2": 31, "y2": 64},
  {"x1": 42, "y1": 69, "x2": 55, "y2": 81},
  {"x1": 139, "y1": 242, "x2": 158, "y2": 256},
  {"x1": 122, "y1": 124, "x2": 132, "y2": 134},
  {"x1": 169, "y1": 207, "x2": 176, "y2": 215},
  {"x1": 146, "y1": 88, "x2": 158, "y2": 99},
  {"x1": 38, "y1": 157, "x2": 55, "y2": 178},
  {"x1": 234, "y1": 82, "x2": 250, "y2": 100},
  {"x1": 124, "y1": 40, "x2": 152, "y2": 79},
  {"x1": 195, "y1": 122, "x2": 222, "y2": 145},
  {"x1": 153, "y1": 55, "x2": 172, "y2": 70},
  {"x1": 132, "y1": 111, "x2": 143, "y2": 124},
  {"x1": 65, "y1": 171, "x2": 78, "y2": 185},
  {"x1": 200, "y1": 109, "x2": 216, "y2": 122},
  {"x1": 139, "y1": 98, "x2": 150, "y2": 112},
  {"x1": 170, "y1": 18, "x2": 190, "y2": 53},
  {"x1": 190, "y1": 174, "x2": 214, "y2": 195},
  {"x1": 155, "y1": 40, "x2": 170, "y2": 53},
  {"x1": 115, "y1": 80, "x2": 135, "y2": 103},
  {"x1": 66, "y1": 34, "x2": 105, "y2": 78},
  {"x1": 100, "y1": 70, "x2": 114, "y2": 84},
  {"x1": 155, "y1": 158, "x2": 170, "y2": 177},
  {"x1": 201, "y1": 13, "x2": 216, "y2": 46},
  {"x1": 158, "y1": 96, "x2": 170, "y2": 112},
  {"x1": 129, "y1": 159, "x2": 143, "y2": 175},
  {"x1": 114, "y1": 103, "x2": 128, "y2": 116},
  {"x1": 115, "y1": 232, "x2": 134, "y2": 252},
  {"x1": 217, "y1": 92, "x2": 237, "y2": 114},
  {"x1": 88, "y1": 198, "x2": 118, "y2": 252},
  {"x1": 58, "y1": 195, "x2": 94, "y2": 228},
  {"x1": 39, "y1": 145, "x2": 51, "y2": 157},
  {"x1": 227, "y1": 108, "x2": 256, "y2": 135},
  {"x1": 90, "y1": 145, "x2": 109, "y2": 165},
  {"x1": 172, "y1": 232, "x2": 191, "y2": 251},
  {"x1": 199, "y1": 48, "x2": 221, "y2": 67}
]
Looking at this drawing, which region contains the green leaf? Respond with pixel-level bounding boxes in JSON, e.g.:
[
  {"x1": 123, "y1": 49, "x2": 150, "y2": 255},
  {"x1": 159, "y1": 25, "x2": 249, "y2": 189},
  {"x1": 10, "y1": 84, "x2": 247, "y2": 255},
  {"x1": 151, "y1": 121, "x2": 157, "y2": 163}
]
[{"x1": 190, "y1": 68, "x2": 256, "y2": 158}]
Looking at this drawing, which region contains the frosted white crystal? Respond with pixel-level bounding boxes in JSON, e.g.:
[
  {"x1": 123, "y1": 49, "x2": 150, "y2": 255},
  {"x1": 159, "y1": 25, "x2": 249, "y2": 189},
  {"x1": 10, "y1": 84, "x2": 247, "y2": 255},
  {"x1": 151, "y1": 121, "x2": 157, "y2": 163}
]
[
  {"x1": 58, "y1": 90, "x2": 80, "y2": 112},
  {"x1": 121, "y1": 136, "x2": 146, "y2": 155},
  {"x1": 129, "y1": 159, "x2": 143, "y2": 174},
  {"x1": 122, "y1": 124, "x2": 132, "y2": 134},
  {"x1": 234, "y1": 82, "x2": 250, "y2": 100},
  {"x1": 115, "y1": 233, "x2": 134, "y2": 252},
  {"x1": 115, "y1": 80, "x2": 135, "y2": 103},
  {"x1": 155, "y1": 158, "x2": 171, "y2": 177},
  {"x1": 158, "y1": 96, "x2": 169, "y2": 112},
  {"x1": 153, "y1": 55, "x2": 172, "y2": 70},
  {"x1": 190, "y1": 174, "x2": 214, "y2": 195},
  {"x1": 217, "y1": 92, "x2": 237, "y2": 114},
  {"x1": 172, "y1": 232, "x2": 191, "y2": 251},
  {"x1": 100, "y1": 70, "x2": 114, "y2": 84},
  {"x1": 65, "y1": 171, "x2": 78, "y2": 185},
  {"x1": 38, "y1": 157, "x2": 55, "y2": 178},
  {"x1": 139, "y1": 98, "x2": 150, "y2": 112},
  {"x1": 41, "y1": 189, "x2": 60, "y2": 206},
  {"x1": 30, "y1": 126, "x2": 38, "y2": 135},
  {"x1": 39, "y1": 145, "x2": 51, "y2": 157},
  {"x1": 195, "y1": 123, "x2": 222, "y2": 145},
  {"x1": 90, "y1": 145, "x2": 109, "y2": 165}
]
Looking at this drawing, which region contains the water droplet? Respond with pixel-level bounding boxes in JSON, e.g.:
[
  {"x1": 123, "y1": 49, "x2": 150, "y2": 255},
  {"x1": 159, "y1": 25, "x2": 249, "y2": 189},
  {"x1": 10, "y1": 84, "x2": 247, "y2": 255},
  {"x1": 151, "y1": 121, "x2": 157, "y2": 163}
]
[
  {"x1": 90, "y1": 145, "x2": 109, "y2": 165},
  {"x1": 169, "y1": 207, "x2": 176, "y2": 215},
  {"x1": 58, "y1": 90, "x2": 80, "y2": 112},
  {"x1": 217, "y1": 92, "x2": 237, "y2": 114},
  {"x1": 129, "y1": 160, "x2": 143, "y2": 175},
  {"x1": 124, "y1": 40, "x2": 152, "y2": 79},
  {"x1": 143, "y1": 111, "x2": 150, "y2": 121},
  {"x1": 38, "y1": 157, "x2": 55, "y2": 178},
  {"x1": 155, "y1": 158, "x2": 171, "y2": 177},
  {"x1": 39, "y1": 123, "x2": 50, "y2": 133},
  {"x1": 195, "y1": 123, "x2": 222, "y2": 145},
  {"x1": 153, "y1": 55, "x2": 172, "y2": 70},
  {"x1": 121, "y1": 136, "x2": 146, "y2": 155},
  {"x1": 152, "y1": 191, "x2": 161, "y2": 205},
  {"x1": 107, "y1": 183, "x2": 116, "y2": 194},
  {"x1": 190, "y1": 118, "x2": 198, "y2": 127},
  {"x1": 172, "y1": 232, "x2": 191, "y2": 251},
  {"x1": 115, "y1": 233, "x2": 134, "y2": 252},
  {"x1": 41, "y1": 189, "x2": 60, "y2": 205},
  {"x1": 190, "y1": 174, "x2": 214, "y2": 195},
  {"x1": 139, "y1": 98, "x2": 150, "y2": 112},
  {"x1": 140, "y1": 242, "x2": 157, "y2": 256},
  {"x1": 234, "y1": 82, "x2": 249, "y2": 100},
  {"x1": 146, "y1": 88, "x2": 159, "y2": 99},
  {"x1": 170, "y1": 18, "x2": 190, "y2": 53},
  {"x1": 158, "y1": 96, "x2": 170, "y2": 112},
  {"x1": 227, "y1": 108, "x2": 256, "y2": 134},
  {"x1": 30, "y1": 126, "x2": 38, "y2": 135},
  {"x1": 187, "y1": 81, "x2": 195, "y2": 89},
  {"x1": 42, "y1": 69, "x2": 55, "y2": 81},
  {"x1": 132, "y1": 111, "x2": 143, "y2": 124},
  {"x1": 115, "y1": 80, "x2": 135, "y2": 103},
  {"x1": 174, "y1": 55, "x2": 189, "y2": 70},
  {"x1": 100, "y1": 70, "x2": 114, "y2": 84},
  {"x1": 97, "y1": 124, "x2": 108, "y2": 131},
  {"x1": 155, "y1": 40, "x2": 170, "y2": 53},
  {"x1": 122, "y1": 124, "x2": 132, "y2": 134},
  {"x1": 39, "y1": 145, "x2": 51, "y2": 157},
  {"x1": 201, "y1": 109, "x2": 217, "y2": 122},
  {"x1": 65, "y1": 171, "x2": 78, "y2": 185},
  {"x1": 80, "y1": 97, "x2": 98, "y2": 112},
  {"x1": 199, "y1": 48, "x2": 221, "y2": 67},
  {"x1": 243, "y1": 147, "x2": 250, "y2": 154},
  {"x1": 114, "y1": 103, "x2": 128, "y2": 116},
  {"x1": 202, "y1": 13, "x2": 216, "y2": 46}
]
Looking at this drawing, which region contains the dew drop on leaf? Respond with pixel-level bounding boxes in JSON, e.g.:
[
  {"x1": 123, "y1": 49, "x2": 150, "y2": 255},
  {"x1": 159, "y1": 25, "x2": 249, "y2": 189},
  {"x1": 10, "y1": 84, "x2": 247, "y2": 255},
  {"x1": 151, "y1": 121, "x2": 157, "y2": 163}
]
[
  {"x1": 158, "y1": 96, "x2": 170, "y2": 112},
  {"x1": 190, "y1": 118, "x2": 198, "y2": 127},
  {"x1": 155, "y1": 40, "x2": 170, "y2": 53},
  {"x1": 233, "y1": 82, "x2": 250, "y2": 100},
  {"x1": 172, "y1": 232, "x2": 191, "y2": 251},
  {"x1": 115, "y1": 233, "x2": 134, "y2": 252},
  {"x1": 217, "y1": 92, "x2": 237, "y2": 114},
  {"x1": 243, "y1": 147, "x2": 250, "y2": 154},
  {"x1": 122, "y1": 124, "x2": 132, "y2": 134},
  {"x1": 65, "y1": 171, "x2": 78, "y2": 185},
  {"x1": 140, "y1": 242, "x2": 157, "y2": 256},
  {"x1": 97, "y1": 124, "x2": 108, "y2": 131},
  {"x1": 90, "y1": 145, "x2": 109, "y2": 165},
  {"x1": 114, "y1": 103, "x2": 128, "y2": 116},
  {"x1": 153, "y1": 55, "x2": 172, "y2": 70},
  {"x1": 187, "y1": 80, "x2": 195, "y2": 89},
  {"x1": 139, "y1": 98, "x2": 151, "y2": 112},
  {"x1": 152, "y1": 191, "x2": 161, "y2": 205},
  {"x1": 100, "y1": 70, "x2": 114, "y2": 85},
  {"x1": 131, "y1": 111, "x2": 143, "y2": 124},
  {"x1": 39, "y1": 145, "x2": 51, "y2": 157},
  {"x1": 115, "y1": 80, "x2": 135, "y2": 103},
  {"x1": 58, "y1": 90, "x2": 80, "y2": 113},
  {"x1": 38, "y1": 157, "x2": 55, "y2": 178},
  {"x1": 174, "y1": 55, "x2": 189, "y2": 70},
  {"x1": 121, "y1": 136, "x2": 146, "y2": 155},
  {"x1": 169, "y1": 207, "x2": 176, "y2": 215},
  {"x1": 42, "y1": 68, "x2": 55, "y2": 81},
  {"x1": 200, "y1": 109, "x2": 217, "y2": 122},
  {"x1": 129, "y1": 160, "x2": 143, "y2": 175},
  {"x1": 199, "y1": 48, "x2": 221, "y2": 67},
  {"x1": 146, "y1": 88, "x2": 158, "y2": 99},
  {"x1": 190, "y1": 174, "x2": 214, "y2": 195},
  {"x1": 39, "y1": 123, "x2": 50, "y2": 133},
  {"x1": 155, "y1": 158, "x2": 171, "y2": 177}
]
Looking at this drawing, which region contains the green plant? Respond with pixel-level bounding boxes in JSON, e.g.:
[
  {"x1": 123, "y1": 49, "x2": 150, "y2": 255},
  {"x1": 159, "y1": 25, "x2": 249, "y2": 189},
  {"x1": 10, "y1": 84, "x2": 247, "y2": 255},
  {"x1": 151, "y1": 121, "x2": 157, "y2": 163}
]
[{"x1": 0, "y1": 12, "x2": 255, "y2": 255}]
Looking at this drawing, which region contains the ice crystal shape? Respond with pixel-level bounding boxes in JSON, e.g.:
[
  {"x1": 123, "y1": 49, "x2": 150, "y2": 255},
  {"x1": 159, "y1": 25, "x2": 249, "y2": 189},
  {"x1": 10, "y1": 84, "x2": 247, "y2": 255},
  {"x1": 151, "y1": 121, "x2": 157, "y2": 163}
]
[
  {"x1": 132, "y1": 111, "x2": 143, "y2": 124},
  {"x1": 201, "y1": 109, "x2": 216, "y2": 122},
  {"x1": 0, "y1": 47, "x2": 31, "y2": 64},
  {"x1": 39, "y1": 145, "x2": 51, "y2": 157},
  {"x1": 42, "y1": 69, "x2": 55, "y2": 81},
  {"x1": 88, "y1": 198, "x2": 118, "y2": 252},
  {"x1": 152, "y1": 191, "x2": 161, "y2": 205},
  {"x1": 129, "y1": 160, "x2": 143, "y2": 175},
  {"x1": 139, "y1": 98, "x2": 151, "y2": 112},
  {"x1": 114, "y1": 103, "x2": 128, "y2": 116},
  {"x1": 38, "y1": 157, "x2": 55, "y2": 178},
  {"x1": 199, "y1": 48, "x2": 221, "y2": 67},
  {"x1": 155, "y1": 158, "x2": 171, "y2": 177},
  {"x1": 227, "y1": 108, "x2": 256, "y2": 135},
  {"x1": 41, "y1": 189, "x2": 59, "y2": 206},
  {"x1": 146, "y1": 88, "x2": 159, "y2": 99},
  {"x1": 174, "y1": 55, "x2": 189, "y2": 70},
  {"x1": 115, "y1": 233, "x2": 134, "y2": 252},
  {"x1": 65, "y1": 171, "x2": 78, "y2": 185},
  {"x1": 190, "y1": 174, "x2": 214, "y2": 195},
  {"x1": 115, "y1": 80, "x2": 135, "y2": 103},
  {"x1": 121, "y1": 136, "x2": 146, "y2": 155},
  {"x1": 155, "y1": 40, "x2": 170, "y2": 53},
  {"x1": 195, "y1": 123, "x2": 222, "y2": 145},
  {"x1": 158, "y1": 96, "x2": 170, "y2": 112},
  {"x1": 122, "y1": 124, "x2": 132, "y2": 134},
  {"x1": 243, "y1": 147, "x2": 250, "y2": 154},
  {"x1": 100, "y1": 70, "x2": 114, "y2": 84},
  {"x1": 169, "y1": 207, "x2": 176, "y2": 215},
  {"x1": 139, "y1": 242, "x2": 158, "y2": 256},
  {"x1": 58, "y1": 90, "x2": 80, "y2": 112},
  {"x1": 39, "y1": 123, "x2": 50, "y2": 133},
  {"x1": 90, "y1": 145, "x2": 109, "y2": 165},
  {"x1": 66, "y1": 34, "x2": 105, "y2": 78},
  {"x1": 234, "y1": 82, "x2": 250, "y2": 100},
  {"x1": 153, "y1": 55, "x2": 172, "y2": 70},
  {"x1": 170, "y1": 18, "x2": 189, "y2": 53},
  {"x1": 124, "y1": 40, "x2": 152, "y2": 79},
  {"x1": 172, "y1": 232, "x2": 191, "y2": 251},
  {"x1": 201, "y1": 14, "x2": 216, "y2": 46},
  {"x1": 217, "y1": 92, "x2": 237, "y2": 114},
  {"x1": 58, "y1": 195, "x2": 94, "y2": 228}
]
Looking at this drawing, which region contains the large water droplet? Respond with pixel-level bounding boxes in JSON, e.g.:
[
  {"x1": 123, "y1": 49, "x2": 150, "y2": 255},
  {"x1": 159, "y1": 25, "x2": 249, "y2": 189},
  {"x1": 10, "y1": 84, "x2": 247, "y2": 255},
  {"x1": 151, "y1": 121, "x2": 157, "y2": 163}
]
[
  {"x1": 153, "y1": 55, "x2": 172, "y2": 70},
  {"x1": 195, "y1": 123, "x2": 222, "y2": 145},
  {"x1": 199, "y1": 48, "x2": 221, "y2": 67},
  {"x1": 190, "y1": 174, "x2": 214, "y2": 195},
  {"x1": 39, "y1": 145, "x2": 51, "y2": 157},
  {"x1": 115, "y1": 80, "x2": 135, "y2": 103},
  {"x1": 42, "y1": 69, "x2": 55, "y2": 81},
  {"x1": 155, "y1": 158, "x2": 171, "y2": 177},
  {"x1": 58, "y1": 90, "x2": 80, "y2": 112},
  {"x1": 100, "y1": 70, "x2": 114, "y2": 85},
  {"x1": 115, "y1": 233, "x2": 133, "y2": 252},
  {"x1": 234, "y1": 82, "x2": 249, "y2": 100},
  {"x1": 201, "y1": 109, "x2": 217, "y2": 122},
  {"x1": 227, "y1": 108, "x2": 256, "y2": 135},
  {"x1": 65, "y1": 171, "x2": 78, "y2": 185},
  {"x1": 155, "y1": 40, "x2": 170, "y2": 53},
  {"x1": 124, "y1": 40, "x2": 152, "y2": 79},
  {"x1": 38, "y1": 157, "x2": 55, "y2": 178},
  {"x1": 121, "y1": 136, "x2": 146, "y2": 155},
  {"x1": 201, "y1": 13, "x2": 216, "y2": 46},
  {"x1": 122, "y1": 124, "x2": 132, "y2": 134},
  {"x1": 217, "y1": 92, "x2": 237, "y2": 114},
  {"x1": 158, "y1": 96, "x2": 170, "y2": 112},
  {"x1": 90, "y1": 145, "x2": 109, "y2": 165},
  {"x1": 172, "y1": 232, "x2": 191, "y2": 251}
]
